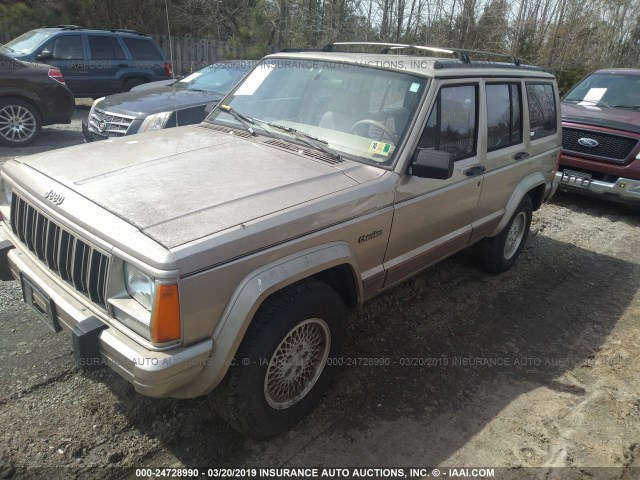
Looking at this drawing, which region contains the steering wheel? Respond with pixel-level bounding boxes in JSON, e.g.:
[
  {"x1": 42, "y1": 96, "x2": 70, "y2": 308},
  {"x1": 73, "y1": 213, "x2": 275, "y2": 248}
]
[{"x1": 349, "y1": 119, "x2": 398, "y2": 142}]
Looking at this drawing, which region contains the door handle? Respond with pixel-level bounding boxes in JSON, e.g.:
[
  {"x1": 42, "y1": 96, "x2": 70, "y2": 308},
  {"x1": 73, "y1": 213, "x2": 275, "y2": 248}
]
[
  {"x1": 117, "y1": 63, "x2": 129, "y2": 68},
  {"x1": 513, "y1": 151, "x2": 530, "y2": 161},
  {"x1": 464, "y1": 165, "x2": 486, "y2": 177}
]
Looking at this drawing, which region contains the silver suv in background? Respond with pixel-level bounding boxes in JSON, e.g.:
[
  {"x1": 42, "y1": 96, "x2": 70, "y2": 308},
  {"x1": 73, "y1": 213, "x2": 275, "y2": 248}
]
[{"x1": 0, "y1": 43, "x2": 560, "y2": 438}]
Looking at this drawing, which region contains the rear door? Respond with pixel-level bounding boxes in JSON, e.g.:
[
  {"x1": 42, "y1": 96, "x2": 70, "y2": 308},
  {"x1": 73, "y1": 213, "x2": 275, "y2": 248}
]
[
  {"x1": 87, "y1": 34, "x2": 128, "y2": 96},
  {"x1": 120, "y1": 37, "x2": 166, "y2": 81},
  {"x1": 473, "y1": 79, "x2": 559, "y2": 229}
]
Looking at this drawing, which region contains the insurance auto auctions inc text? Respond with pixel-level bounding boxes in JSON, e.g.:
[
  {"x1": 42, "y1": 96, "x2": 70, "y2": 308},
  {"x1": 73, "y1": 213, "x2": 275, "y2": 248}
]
[{"x1": 255, "y1": 468, "x2": 495, "y2": 478}]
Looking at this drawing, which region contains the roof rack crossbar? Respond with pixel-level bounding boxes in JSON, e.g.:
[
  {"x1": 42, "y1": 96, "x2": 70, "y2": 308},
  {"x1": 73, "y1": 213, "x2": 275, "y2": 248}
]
[
  {"x1": 45, "y1": 25, "x2": 84, "y2": 30},
  {"x1": 321, "y1": 42, "x2": 522, "y2": 66},
  {"x1": 110, "y1": 29, "x2": 146, "y2": 36}
]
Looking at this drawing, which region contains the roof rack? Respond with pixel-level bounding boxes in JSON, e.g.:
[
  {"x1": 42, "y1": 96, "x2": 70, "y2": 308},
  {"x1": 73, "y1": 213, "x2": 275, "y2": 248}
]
[
  {"x1": 279, "y1": 47, "x2": 321, "y2": 53},
  {"x1": 110, "y1": 29, "x2": 147, "y2": 36},
  {"x1": 45, "y1": 25, "x2": 84, "y2": 30},
  {"x1": 321, "y1": 42, "x2": 523, "y2": 66}
]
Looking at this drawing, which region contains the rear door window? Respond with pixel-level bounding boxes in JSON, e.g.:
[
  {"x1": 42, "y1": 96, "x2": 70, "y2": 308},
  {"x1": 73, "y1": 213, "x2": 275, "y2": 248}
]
[
  {"x1": 88, "y1": 35, "x2": 125, "y2": 60},
  {"x1": 486, "y1": 83, "x2": 522, "y2": 151},
  {"x1": 526, "y1": 83, "x2": 557, "y2": 140},
  {"x1": 122, "y1": 38, "x2": 163, "y2": 60}
]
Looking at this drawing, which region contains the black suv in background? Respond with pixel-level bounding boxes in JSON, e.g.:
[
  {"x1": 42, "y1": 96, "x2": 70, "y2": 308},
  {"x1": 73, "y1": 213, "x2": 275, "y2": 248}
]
[
  {"x1": 2, "y1": 26, "x2": 172, "y2": 98},
  {"x1": 0, "y1": 51, "x2": 75, "y2": 146},
  {"x1": 83, "y1": 60, "x2": 256, "y2": 141}
]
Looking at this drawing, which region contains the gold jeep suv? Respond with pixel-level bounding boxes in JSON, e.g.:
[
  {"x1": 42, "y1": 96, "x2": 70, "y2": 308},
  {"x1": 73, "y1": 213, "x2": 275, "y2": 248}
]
[{"x1": 0, "y1": 43, "x2": 560, "y2": 437}]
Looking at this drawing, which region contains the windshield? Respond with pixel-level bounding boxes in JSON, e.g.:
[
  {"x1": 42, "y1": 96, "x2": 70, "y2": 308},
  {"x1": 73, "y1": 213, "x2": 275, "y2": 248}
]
[
  {"x1": 5, "y1": 31, "x2": 51, "y2": 55},
  {"x1": 564, "y1": 72, "x2": 640, "y2": 108},
  {"x1": 177, "y1": 62, "x2": 253, "y2": 94},
  {"x1": 206, "y1": 58, "x2": 427, "y2": 166}
]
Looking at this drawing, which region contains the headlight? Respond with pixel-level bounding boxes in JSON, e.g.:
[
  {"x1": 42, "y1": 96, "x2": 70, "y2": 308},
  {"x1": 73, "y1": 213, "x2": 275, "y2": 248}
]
[
  {"x1": 89, "y1": 97, "x2": 104, "y2": 118},
  {"x1": 112, "y1": 262, "x2": 181, "y2": 344},
  {"x1": 138, "y1": 111, "x2": 172, "y2": 133},
  {"x1": 124, "y1": 263, "x2": 155, "y2": 311}
]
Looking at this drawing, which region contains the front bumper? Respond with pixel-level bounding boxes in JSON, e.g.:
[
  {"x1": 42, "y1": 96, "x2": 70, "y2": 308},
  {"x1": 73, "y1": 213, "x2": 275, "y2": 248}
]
[
  {"x1": 0, "y1": 224, "x2": 212, "y2": 398},
  {"x1": 82, "y1": 121, "x2": 108, "y2": 143},
  {"x1": 556, "y1": 170, "x2": 640, "y2": 204}
]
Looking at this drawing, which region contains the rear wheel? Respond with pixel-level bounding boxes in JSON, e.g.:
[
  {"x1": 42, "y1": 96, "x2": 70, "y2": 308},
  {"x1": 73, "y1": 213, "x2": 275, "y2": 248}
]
[
  {"x1": 212, "y1": 279, "x2": 346, "y2": 438},
  {"x1": 0, "y1": 98, "x2": 41, "y2": 147},
  {"x1": 477, "y1": 195, "x2": 533, "y2": 274}
]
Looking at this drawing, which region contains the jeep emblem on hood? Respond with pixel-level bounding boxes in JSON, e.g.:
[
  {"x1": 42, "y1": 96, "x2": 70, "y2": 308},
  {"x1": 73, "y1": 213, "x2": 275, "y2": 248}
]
[{"x1": 578, "y1": 137, "x2": 599, "y2": 148}]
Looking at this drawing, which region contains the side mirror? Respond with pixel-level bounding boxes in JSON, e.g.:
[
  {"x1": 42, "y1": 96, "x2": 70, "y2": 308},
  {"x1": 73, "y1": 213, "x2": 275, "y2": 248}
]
[
  {"x1": 37, "y1": 49, "x2": 53, "y2": 61},
  {"x1": 411, "y1": 149, "x2": 454, "y2": 179}
]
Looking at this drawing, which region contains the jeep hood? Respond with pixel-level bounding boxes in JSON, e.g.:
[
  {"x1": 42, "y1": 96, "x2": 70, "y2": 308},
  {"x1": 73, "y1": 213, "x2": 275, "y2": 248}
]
[
  {"x1": 561, "y1": 102, "x2": 640, "y2": 134},
  {"x1": 13, "y1": 126, "x2": 363, "y2": 248}
]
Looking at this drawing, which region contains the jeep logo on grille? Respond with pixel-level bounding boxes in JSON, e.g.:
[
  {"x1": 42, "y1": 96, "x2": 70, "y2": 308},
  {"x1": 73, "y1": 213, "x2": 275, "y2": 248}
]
[
  {"x1": 44, "y1": 190, "x2": 65, "y2": 206},
  {"x1": 577, "y1": 137, "x2": 599, "y2": 148},
  {"x1": 98, "y1": 120, "x2": 107, "y2": 132}
]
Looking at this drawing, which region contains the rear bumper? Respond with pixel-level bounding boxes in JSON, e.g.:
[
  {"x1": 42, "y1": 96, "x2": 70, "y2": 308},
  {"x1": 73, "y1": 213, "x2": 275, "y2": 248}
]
[
  {"x1": 556, "y1": 170, "x2": 640, "y2": 204},
  {"x1": 0, "y1": 223, "x2": 212, "y2": 398}
]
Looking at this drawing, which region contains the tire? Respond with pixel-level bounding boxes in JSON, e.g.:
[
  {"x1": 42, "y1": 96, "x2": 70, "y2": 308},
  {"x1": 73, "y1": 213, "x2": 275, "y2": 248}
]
[
  {"x1": 0, "y1": 98, "x2": 42, "y2": 147},
  {"x1": 477, "y1": 195, "x2": 533, "y2": 274},
  {"x1": 212, "y1": 278, "x2": 346, "y2": 438},
  {"x1": 121, "y1": 78, "x2": 146, "y2": 92}
]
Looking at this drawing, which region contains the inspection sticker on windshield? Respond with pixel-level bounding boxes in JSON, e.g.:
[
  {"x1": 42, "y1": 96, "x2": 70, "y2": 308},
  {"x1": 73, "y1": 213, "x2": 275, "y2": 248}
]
[{"x1": 368, "y1": 141, "x2": 392, "y2": 156}]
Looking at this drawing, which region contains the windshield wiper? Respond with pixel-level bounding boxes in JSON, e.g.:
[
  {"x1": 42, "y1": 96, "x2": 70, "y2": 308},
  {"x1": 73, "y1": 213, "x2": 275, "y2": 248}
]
[
  {"x1": 612, "y1": 104, "x2": 640, "y2": 110},
  {"x1": 218, "y1": 104, "x2": 257, "y2": 136},
  {"x1": 266, "y1": 123, "x2": 342, "y2": 162},
  {"x1": 0, "y1": 44, "x2": 14, "y2": 53},
  {"x1": 216, "y1": 106, "x2": 341, "y2": 161}
]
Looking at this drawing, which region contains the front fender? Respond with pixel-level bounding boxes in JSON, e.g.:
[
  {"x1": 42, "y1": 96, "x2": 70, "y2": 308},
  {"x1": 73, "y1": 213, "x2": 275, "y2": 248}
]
[{"x1": 173, "y1": 241, "x2": 361, "y2": 398}]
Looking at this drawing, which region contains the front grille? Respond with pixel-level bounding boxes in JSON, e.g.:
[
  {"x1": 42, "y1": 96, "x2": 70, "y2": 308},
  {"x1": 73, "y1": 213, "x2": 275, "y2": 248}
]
[
  {"x1": 88, "y1": 107, "x2": 135, "y2": 137},
  {"x1": 10, "y1": 195, "x2": 110, "y2": 307},
  {"x1": 562, "y1": 127, "x2": 638, "y2": 164}
]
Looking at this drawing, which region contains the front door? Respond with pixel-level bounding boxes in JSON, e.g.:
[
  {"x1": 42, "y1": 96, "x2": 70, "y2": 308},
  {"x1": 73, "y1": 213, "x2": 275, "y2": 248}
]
[
  {"x1": 38, "y1": 34, "x2": 89, "y2": 96},
  {"x1": 384, "y1": 81, "x2": 483, "y2": 288}
]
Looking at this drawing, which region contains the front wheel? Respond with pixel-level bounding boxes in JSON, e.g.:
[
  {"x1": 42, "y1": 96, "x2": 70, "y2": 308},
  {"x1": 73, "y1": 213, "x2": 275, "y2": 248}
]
[
  {"x1": 477, "y1": 195, "x2": 533, "y2": 274},
  {"x1": 212, "y1": 279, "x2": 346, "y2": 438}
]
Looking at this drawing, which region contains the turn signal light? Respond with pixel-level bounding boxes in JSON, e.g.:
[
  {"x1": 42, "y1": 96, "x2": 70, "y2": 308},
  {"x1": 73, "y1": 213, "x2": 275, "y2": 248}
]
[{"x1": 151, "y1": 283, "x2": 181, "y2": 343}]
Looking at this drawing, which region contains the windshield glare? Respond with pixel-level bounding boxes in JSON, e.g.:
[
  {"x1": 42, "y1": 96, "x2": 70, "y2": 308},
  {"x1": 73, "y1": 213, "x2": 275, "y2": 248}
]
[
  {"x1": 564, "y1": 73, "x2": 640, "y2": 107},
  {"x1": 5, "y1": 31, "x2": 51, "y2": 54},
  {"x1": 207, "y1": 59, "x2": 427, "y2": 165},
  {"x1": 178, "y1": 63, "x2": 252, "y2": 94}
]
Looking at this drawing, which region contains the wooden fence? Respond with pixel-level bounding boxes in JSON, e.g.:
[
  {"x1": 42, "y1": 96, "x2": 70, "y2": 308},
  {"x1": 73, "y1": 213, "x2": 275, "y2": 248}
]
[{"x1": 151, "y1": 35, "x2": 274, "y2": 76}]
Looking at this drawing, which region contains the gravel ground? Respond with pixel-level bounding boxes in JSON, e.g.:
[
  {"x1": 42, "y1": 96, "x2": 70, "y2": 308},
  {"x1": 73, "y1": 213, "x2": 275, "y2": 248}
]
[{"x1": 0, "y1": 114, "x2": 639, "y2": 479}]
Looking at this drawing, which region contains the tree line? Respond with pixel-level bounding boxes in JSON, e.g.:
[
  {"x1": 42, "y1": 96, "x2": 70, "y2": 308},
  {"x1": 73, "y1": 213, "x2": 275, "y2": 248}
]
[{"x1": 1, "y1": 0, "x2": 639, "y2": 91}]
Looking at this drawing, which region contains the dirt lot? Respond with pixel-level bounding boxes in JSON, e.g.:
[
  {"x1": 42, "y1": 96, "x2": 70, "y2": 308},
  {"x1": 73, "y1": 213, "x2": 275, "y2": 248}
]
[{"x1": 0, "y1": 113, "x2": 639, "y2": 479}]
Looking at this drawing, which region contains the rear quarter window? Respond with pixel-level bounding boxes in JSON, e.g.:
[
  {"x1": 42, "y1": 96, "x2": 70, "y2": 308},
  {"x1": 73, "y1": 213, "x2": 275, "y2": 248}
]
[
  {"x1": 122, "y1": 38, "x2": 163, "y2": 60},
  {"x1": 526, "y1": 83, "x2": 557, "y2": 140}
]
